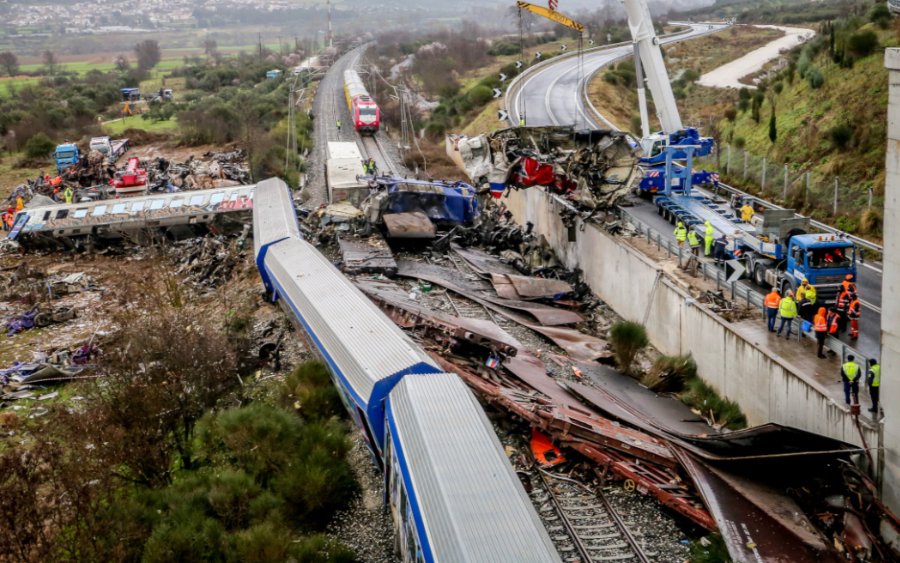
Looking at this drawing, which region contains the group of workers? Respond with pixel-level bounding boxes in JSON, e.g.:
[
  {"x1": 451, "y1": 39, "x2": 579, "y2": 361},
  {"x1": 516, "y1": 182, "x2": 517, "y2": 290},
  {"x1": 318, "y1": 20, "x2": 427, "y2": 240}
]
[
  {"x1": 674, "y1": 220, "x2": 729, "y2": 263},
  {"x1": 841, "y1": 354, "x2": 881, "y2": 414},
  {"x1": 362, "y1": 158, "x2": 378, "y2": 176},
  {"x1": 765, "y1": 275, "x2": 862, "y2": 350}
]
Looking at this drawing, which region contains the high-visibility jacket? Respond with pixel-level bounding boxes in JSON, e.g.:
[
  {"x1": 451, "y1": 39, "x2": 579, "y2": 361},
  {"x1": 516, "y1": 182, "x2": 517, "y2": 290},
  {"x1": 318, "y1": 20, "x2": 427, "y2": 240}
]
[
  {"x1": 687, "y1": 231, "x2": 700, "y2": 247},
  {"x1": 704, "y1": 222, "x2": 714, "y2": 240},
  {"x1": 674, "y1": 225, "x2": 687, "y2": 242},
  {"x1": 64, "y1": 187, "x2": 74, "y2": 204},
  {"x1": 805, "y1": 285, "x2": 816, "y2": 305},
  {"x1": 842, "y1": 361, "x2": 860, "y2": 382},
  {"x1": 836, "y1": 291, "x2": 852, "y2": 312},
  {"x1": 765, "y1": 291, "x2": 781, "y2": 309},
  {"x1": 15, "y1": 197, "x2": 23, "y2": 212},
  {"x1": 827, "y1": 311, "x2": 839, "y2": 334},
  {"x1": 841, "y1": 280, "x2": 856, "y2": 293},
  {"x1": 848, "y1": 299, "x2": 861, "y2": 319},
  {"x1": 779, "y1": 297, "x2": 797, "y2": 318},
  {"x1": 740, "y1": 204, "x2": 754, "y2": 222},
  {"x1": 869, "y1": 364, "x2": 881, "y2": 387},
  {"x1": 814, "y1": 309, "x2": 828, "y2": 333}
]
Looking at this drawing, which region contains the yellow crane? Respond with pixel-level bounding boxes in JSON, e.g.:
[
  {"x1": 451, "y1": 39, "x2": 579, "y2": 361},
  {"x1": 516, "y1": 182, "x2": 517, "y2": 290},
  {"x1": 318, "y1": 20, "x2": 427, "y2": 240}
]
[{"x1": 515, "y1": 1, "x2": 584, "y2": 34}]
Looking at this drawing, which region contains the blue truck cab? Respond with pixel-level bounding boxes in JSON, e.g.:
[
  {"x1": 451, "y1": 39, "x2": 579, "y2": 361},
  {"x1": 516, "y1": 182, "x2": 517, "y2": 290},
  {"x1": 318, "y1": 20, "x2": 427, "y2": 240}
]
[
  {"x1": 779, "y1": 234, "x2": 856, "y2": 303},
  {"x1": 53, "y1": 143, "x2": 80, "y2": 173}
]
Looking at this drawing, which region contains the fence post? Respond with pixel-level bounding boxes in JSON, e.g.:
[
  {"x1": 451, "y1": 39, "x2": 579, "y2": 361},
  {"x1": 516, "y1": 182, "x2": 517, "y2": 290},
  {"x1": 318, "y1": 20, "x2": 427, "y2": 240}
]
[
  {"x1": 868, "y1": 187, "x2": 873, "y2": 209},
  {"x1": 726, "y1": 144, "x2": 731, "y2": 175},
  {"x1": 783, "y1": 164, "x2": 788, "y2": 201},
  {"x1": 743, "y1": 151, "x2": 748, "y2": 180},
  {"x1": 833, "y1": 178, "x2": 839, "y2": 216},
  {"x1": 761, "y1": 158, "x2": 767, "y2": 192}
]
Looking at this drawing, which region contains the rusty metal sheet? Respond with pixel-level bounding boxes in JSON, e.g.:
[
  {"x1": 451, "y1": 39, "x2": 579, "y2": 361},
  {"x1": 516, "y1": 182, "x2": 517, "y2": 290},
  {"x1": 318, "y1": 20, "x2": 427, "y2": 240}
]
[
  {"x1": 451, "y1": 244, "x2": 520, "y2": 278},
  {"x1": 337, "y1": 235, "x2": 397, "y2": 276},
  {"x1": 396, "y1": 260, "x2": 582, "y2": 326},
  {"x1": 356, "y1": 280, "x2": 520, "y2": 356},
  {"x1": 383, "y1": 211, "x2": 436, "y2": 239},
  {"x1": 489, "y1": 274, "x2": 520, "y2": 300},
  {"x1": 674, "y1": 449, "x2": 842, "y2": 563},
  {"x1": 496, "y1": 273, "x2": 573, "y2": 299}
]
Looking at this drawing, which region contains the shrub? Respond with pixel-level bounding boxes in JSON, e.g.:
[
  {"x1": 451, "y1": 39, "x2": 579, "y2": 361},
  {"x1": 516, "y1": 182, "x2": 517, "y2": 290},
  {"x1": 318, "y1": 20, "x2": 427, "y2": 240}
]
[
  {"x1": 829, "y1": 123, "x2": 854, "y2": 149},
  {"x1": 806, "y1": 68, "x2": 824, "y2": 89},
  {"x1": 724, "y1": 107, "x2": 737, "y2": 122},
  {"x1": 487, "y1": 41, "x2": 520, "y2": 56},
  {"x1": 870, "y1": 3, "x2": 892, "y2": 29},
  {"x1": 773, "y1": 82, "x2": 783, "y2": 95},
  {"x1": 733, "y1": 136, "x2": 746, "y2": 149},
  {"x1": 682, "y1": 68, "x2": 700, "y2": 82},
  {"x1": 467, "y1": 84, "x2": 494, "y2": 107},
  {"x1": 280, "y1": 361, "x2": 344, "y2": 421},
  {"x1": 847, "y1": 31, "x2": 878, "y2": 57},
  {"x1": 292, "y1": 534, "x2": 359, "y2": 563},
  {"x1": 23, "y1": 132, "x2": 55, "y2": 159},
  {"x1": 859, "y1": 207, "x2": 882, "y2": 235},
  {"x1": 681, "y1": 376, "x2": 746, "y2": 429},
  {"x1": 608, "y1": 321, "x2": 649, "y2": 375},
  {"x1": 768, "y1": 108, "x2": 777, "y2": 143},
  {"x1": 642, "y1": 354, "x2": 697, "y2": 392}
]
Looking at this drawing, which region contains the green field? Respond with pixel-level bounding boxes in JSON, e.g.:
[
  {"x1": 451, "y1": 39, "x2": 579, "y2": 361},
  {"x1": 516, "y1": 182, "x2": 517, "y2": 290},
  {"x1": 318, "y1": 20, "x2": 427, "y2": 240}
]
[{"x1": 102, "y1": 116, "x2": 179, "y2": 136}]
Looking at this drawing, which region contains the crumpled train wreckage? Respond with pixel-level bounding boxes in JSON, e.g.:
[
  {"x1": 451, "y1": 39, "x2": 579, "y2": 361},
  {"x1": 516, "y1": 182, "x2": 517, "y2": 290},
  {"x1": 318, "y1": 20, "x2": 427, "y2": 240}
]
[{"x1": 447, "y1": 126, "x2": 639, "y2": 209}]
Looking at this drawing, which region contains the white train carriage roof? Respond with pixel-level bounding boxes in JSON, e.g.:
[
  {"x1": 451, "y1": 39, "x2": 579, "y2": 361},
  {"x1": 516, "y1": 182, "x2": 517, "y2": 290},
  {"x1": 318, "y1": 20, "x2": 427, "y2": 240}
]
[
  {"x1": 343, "y1": 69, "x2": 370, "y2": 100},
  {"x1": 252, "y1": 177, "x2": 300, "y2": 251},
  {"x1": 263, "y1": 237, "x2": 439, "y2": 410},
  {"x1": 387, "y1": 373, "x2": 561, "y2": 563}
]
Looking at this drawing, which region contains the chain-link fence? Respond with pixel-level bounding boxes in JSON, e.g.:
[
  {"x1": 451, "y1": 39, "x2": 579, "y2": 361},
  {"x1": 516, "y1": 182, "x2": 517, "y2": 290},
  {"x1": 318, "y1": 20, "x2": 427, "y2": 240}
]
[{"x1": 694, "y1": 144, "x2": 879, "y2": 225}]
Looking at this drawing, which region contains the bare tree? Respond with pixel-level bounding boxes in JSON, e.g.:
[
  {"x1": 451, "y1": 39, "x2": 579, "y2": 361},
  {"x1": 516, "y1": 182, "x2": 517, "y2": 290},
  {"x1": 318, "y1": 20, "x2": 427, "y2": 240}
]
[
  {"x1": 42, "y1": 50, "x2": 58, "y2": 75},
  {"x1": 0, "y1": 52, "x2": 19, "y2": 76},
  {"x1": 134, "y1": 39, "x2": 161, "y2": 70}
]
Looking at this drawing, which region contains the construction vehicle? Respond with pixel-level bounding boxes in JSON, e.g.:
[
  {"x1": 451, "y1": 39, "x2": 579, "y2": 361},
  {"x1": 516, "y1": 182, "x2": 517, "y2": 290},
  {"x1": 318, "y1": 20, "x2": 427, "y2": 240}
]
[
  {"x1": 653, "y1": 148, "x2": 856, "y2": 303},
  {"x1": 620, "y1": 0, "x2": 714, "y2": 164},
  {"x1": 89, "y1": 136, "x2": 129, "y2": 165},
  {"x1": 53, "y1": 142, "x2": 80, "y2": 173}
]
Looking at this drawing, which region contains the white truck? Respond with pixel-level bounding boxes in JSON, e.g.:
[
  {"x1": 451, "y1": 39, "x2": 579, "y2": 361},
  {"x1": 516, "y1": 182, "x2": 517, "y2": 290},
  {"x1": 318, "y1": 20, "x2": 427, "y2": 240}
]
[
  {"x1": 325, "y1": 141, "x2": 368, "y2": 205},
  {"x1": 89, "y1": 136, "x2": 129, "y2": 165}
]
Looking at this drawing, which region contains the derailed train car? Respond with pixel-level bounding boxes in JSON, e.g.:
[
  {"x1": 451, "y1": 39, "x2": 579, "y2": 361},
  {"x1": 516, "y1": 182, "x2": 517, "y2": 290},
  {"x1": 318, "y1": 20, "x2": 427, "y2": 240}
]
[
  {"x1": 252, "y1": 177, "x2": 559, "y2": 562},
  {"x1": 10, "y1": 185, "x2": 254, "y2": 250}
]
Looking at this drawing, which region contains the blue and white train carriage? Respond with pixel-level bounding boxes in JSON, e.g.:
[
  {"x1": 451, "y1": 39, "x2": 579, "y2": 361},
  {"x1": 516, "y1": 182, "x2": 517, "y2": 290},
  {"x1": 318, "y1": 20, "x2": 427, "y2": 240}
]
[{"x1": 252, "y1": 178, "x2": 559, "y2": 562}]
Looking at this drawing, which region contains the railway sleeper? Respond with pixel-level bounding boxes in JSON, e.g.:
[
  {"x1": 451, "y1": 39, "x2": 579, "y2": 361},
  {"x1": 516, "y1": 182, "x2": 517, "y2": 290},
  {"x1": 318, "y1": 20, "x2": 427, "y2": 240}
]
[
  {"x1": 586, "y1": 542, "x2": 629, "y2": 550},
  {"x1": 573, "y1": 521, "x2": 616, "y2": 530},
  {"x1": 596, "y1": 554, "x2": 641, "y2": 562}
]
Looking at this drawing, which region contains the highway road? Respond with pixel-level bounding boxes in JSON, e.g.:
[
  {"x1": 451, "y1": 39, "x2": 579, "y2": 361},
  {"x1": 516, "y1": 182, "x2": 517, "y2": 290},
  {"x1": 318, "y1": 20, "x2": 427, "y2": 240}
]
[{"x1": 505, "y1": 22, "x2": 883, "y2": 360}]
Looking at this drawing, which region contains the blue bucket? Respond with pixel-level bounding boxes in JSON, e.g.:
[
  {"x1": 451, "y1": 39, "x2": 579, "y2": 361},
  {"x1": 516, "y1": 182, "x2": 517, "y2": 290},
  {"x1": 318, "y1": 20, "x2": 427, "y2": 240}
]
[{"x1": 801, "y1": 320, "x2": 812, "y2": 333}]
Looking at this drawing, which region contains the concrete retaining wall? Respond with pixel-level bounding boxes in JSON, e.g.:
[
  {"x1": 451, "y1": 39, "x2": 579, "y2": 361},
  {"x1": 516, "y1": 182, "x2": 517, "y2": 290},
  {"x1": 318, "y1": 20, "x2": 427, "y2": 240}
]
[{"x1": 505, "y1": 187, "x2": 879, "y2": 451}]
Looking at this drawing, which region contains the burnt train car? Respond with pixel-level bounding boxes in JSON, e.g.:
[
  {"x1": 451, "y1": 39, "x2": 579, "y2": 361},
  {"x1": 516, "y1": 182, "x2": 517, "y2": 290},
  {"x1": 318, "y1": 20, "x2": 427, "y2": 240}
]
[{"x1": 343, "y1": 69, "x2": 380, "y2": 134}]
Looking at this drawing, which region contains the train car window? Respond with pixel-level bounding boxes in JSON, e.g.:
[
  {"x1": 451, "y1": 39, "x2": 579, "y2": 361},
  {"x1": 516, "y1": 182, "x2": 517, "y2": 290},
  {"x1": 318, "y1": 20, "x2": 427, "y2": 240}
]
[
  {"x1": 131, "y1": 201, "x2": 145, "y2": 212},
  {"x1": 91, "y1": 205, "x2": 108, "y2": 217},
  {"x1": 150, "y1": 199, "x2": 165, "y2": 210},
  {"x1": 55, "y1": 209, "x2": 69, "y2": 220},
  {"x1": 111, "y1": 203, "x2": 127, "y2": 214},
  {"x1": 229, "y1": 193, "x2": 240, "y2": 202},
  {"x1": 189, "y1": 195, "x2": 205, "y2": 206},
  {"x1": 42, "y1": 211, "x2": 51, "y2": 221},
  {"x1": 73, "y1": 209, "x2": 88, "y2": 219},
  {"x1": 170, "y1": 199, "x2": 184, "y2": 208},
  {"x1": 209, "y1": 193, "x2": 225, "y2": 206}
]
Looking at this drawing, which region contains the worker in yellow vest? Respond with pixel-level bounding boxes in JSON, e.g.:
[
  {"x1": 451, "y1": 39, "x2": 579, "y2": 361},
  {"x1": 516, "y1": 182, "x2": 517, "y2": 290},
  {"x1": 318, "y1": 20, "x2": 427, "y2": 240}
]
[
  {"x1": 867, "y1": 359, "x2": 880, "y2": 414},
  {"x1": 673, "y1": 222, "x2": 687, "y2": 248},
  {"x1": 776, "y1": 289, "x2": 797, "y2": 339},
  {"x1": 687, "y1": 229, "x2": 701, "y2": 256},
  {"x1": 841, "y1": 355, "x2": 861, "y2": 406},
  {"x1": 703, "y1": 220, "x2": 714, "y2": 256},
  {"x1": 797, "y1": 279, "x2": 816, "y2": 321},
  {"x1": 64, "y1": 186, "x2": 74, "y2": 204},
  {"x1": 740, "y1": 201, "x2": 755, "y2": 223}
]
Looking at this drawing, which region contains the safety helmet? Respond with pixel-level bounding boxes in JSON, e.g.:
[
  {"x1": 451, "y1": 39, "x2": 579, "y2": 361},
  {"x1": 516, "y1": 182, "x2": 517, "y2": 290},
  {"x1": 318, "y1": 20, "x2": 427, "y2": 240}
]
[
  {"x1": 678, "y1": 221, "x2": 684, "y2": 227},
  {"x1": 845, "y1": 274, "x2": 854, "y2": 280}
]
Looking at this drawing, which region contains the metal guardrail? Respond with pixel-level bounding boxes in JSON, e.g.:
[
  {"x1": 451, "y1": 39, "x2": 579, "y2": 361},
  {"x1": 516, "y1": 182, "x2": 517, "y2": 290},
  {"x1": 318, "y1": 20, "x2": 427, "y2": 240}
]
[{"x1": 618, "y1": 205, "x2": 874, "y2": 369}]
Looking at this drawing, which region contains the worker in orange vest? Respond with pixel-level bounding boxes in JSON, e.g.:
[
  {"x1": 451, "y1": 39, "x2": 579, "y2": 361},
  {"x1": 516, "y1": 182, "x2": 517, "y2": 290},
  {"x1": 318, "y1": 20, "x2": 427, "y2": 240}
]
[
  {"x1": 15, "y1": 195, "x2": 23, "y2": 213},
  {"x1": 764, "y1": 288, "x2": 781, "y2": 333},
  {"x1": 814, "y1": 307, "x2": 829, "y2": 358},
  {"x1": 848, "y1": 294, "x2": 861, "y2": 340},
  {"x1": 826, "y1": 307, "x2": 840, "y2": 335},
  {"x1": 841, "y1": 274, "x2": 857, "y2": 294},
  {"x1": 836, "y1": 288, "x2": 853, "y2": 334}
]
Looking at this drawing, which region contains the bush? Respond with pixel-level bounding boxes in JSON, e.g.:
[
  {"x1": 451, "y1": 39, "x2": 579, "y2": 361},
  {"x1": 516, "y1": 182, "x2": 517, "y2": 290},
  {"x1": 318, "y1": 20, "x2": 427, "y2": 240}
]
[
  {"x1": 773, "y1": 82, "x2": 783, "y2": 95},
  {"x1": 806, "y1": 68, "x2": 824, "y2": 89},
  {"x1": 829, "y1": 123, "x2": 854, "y2": 149},
  {"x1": 733, "y1": 136, "x2": 746, "y2": 149},
  {"x1": 847, "y1": 31, "x2": 878, "y2": 57},
  {"x1": 467, "y1": 84, "x2": 494, "y2": 107},
  {"x1": 23, "y1": 132, "x2": 55, "y2": 159},
  {"x1": 870, "y1": 3, "x2": 892, "y2": 29},
  {"x1": 487, "y1": 41, "x2": 521, "y2": 56},
  {"x1": 608, "y1": 321, "x2": 649, "y2": 375},
  {"x1": 682, "y1": 68, "x2": 700, "y2": 82},
  {"x1": 643, "y1": 354, "x2": 697, "y2": 392},
  {"x1": 280, "y1": 361, "x2": 344, "y2": 421},
  {"x1": 681, "y1": 376, "x2": 746, "y2": 429},
  {"x1": 724, "y1": 107, "x2": 737, "y2": 122},
  {"x1": 859, "y1": 207, "x2": 882, "y2": 235}
]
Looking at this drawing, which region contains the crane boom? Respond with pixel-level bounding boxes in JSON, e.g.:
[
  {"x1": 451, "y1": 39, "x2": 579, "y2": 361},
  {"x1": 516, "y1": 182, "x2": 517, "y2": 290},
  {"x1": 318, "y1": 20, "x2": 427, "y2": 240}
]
[
  {"x1": 620, "y1": 0, "x2": 683, "y2": 133},
  {"x1": 516, "y1": 1, "x2": 585, "y2": 33}
]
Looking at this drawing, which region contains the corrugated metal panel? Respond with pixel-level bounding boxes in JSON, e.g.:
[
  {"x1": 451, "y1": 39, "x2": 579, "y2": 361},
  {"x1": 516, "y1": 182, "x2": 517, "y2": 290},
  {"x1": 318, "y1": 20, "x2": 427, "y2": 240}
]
[
  {"x1": 264, "y1": 237, "x2": 437, "y2": 405},
  {"x1": 390, "y1": 373, "x2": 560, "y2": 562},
  {"x1": 253, "y1": 178, "x2": 300, "y2": 253}
]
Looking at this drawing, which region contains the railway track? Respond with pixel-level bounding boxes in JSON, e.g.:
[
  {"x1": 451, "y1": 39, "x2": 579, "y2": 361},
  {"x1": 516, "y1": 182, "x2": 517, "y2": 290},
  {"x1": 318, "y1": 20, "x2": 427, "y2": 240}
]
[
  {"x1": 527, "y1": 465, "x2": 655, "y2": 563},
  {"x1": 359, "y1": 134, "x2": 396, "y2": 175}
]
